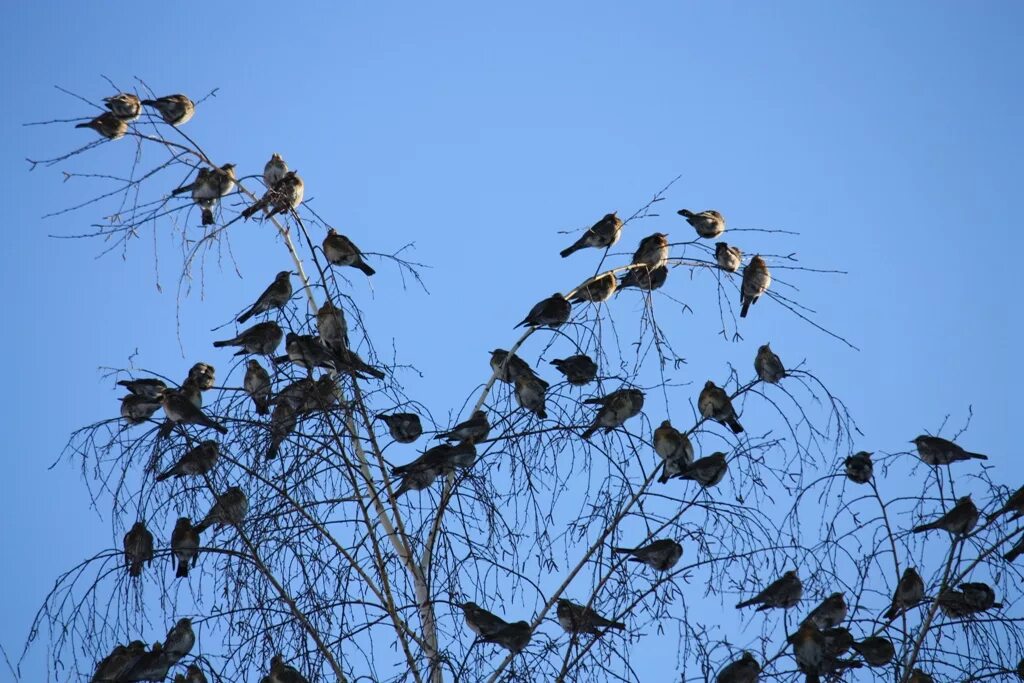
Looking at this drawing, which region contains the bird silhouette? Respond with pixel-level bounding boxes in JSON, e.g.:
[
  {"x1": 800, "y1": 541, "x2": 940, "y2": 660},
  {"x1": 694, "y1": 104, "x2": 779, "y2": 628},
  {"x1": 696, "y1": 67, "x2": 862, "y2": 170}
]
[
  {"x1": 123, "y1": 521, "x2": 154, "y2": 578},
  {"x1": 323, "y1": 228, "x2": 374, "y2": 275},
  {"x1": 237, "y1": 271, "x2": 293, "y2": 323},
  {"x1": 170, "y1": 517, "x2": 199, "y2": 579},
  {"x1": 698, "y1": 381, "x2": 743, "y2": 434},
  {"x1": 735, "y1": 570, "x2": 802, "y2": 610},
  {"x1": 141, "y1": 94, "x2": 195, "y2": 125},
  {"x1": 740, "y1": 255, "x2": 771, "y2": 318},
  {"x1": 677, "y1": 209, "x2": 724, "y2": 238},
  {"x1": 560, "y1": 213, "x2": 623, "y2": 258}
]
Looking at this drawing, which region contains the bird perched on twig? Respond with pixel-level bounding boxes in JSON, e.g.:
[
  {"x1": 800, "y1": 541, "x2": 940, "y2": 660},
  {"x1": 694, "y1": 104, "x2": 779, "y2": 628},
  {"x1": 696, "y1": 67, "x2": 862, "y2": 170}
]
[
  {"x1": 334, "y1": 346, "x2": 386, "y2": 380},
  {"x1": 170, "y1": 517, "x2": 199, "y2": 579},
  {"x1": 654, "y1": 420, "x2": 694, "y2": 483},
  {"x1": 740, "y1": 255, "x2": 771, "y2": 318},
  {"x1": 790, "y1": 621, "x2": 826, "y2": 683},
  {"x1": 244, "y1": 359, "x2": 272, "y2": 415},
  {"x1": 394, "y1": 442, "x2": 477, "y2": 477},
  {"x1": 156, "y1": 440, "x2": 220, "y2": 481},
  {"x1": 186, "y1": 362, "x2": 216, "y2": 392},
  {"x1": 159, "y1": 389, "x2": 227, "y2": 436},
  {"x1": 699, "y1": 381, "x2": 744, "y2": 434},
  {"x1": 264, "y1": 655, "x2": 310, "y2": 683},
  {"x1": 195, "y1": 164, "x2": 237, "y2": 225},
  {"x1": 392, "y1": 468, "x2": 438, "y2": 498},
  {"x1": 618, "y1": 264, "x2": 668, "y2": 292},
  {"x1": 317, "y1": 299, "x2": 348, "y2": 353},
  {"x1": 715, "y1": 242, "x2": 742, "y2": 272},
  {"x1": 754, "y1": 344, "x2": 785, "y2": 383},
  {"x1": 515, "y1": 373, "x2": 548, "y2": 419},
  {"x1": 716, "y1": 652, "x2": 760, "y2": 683},
  {"x1": 611, "y1": 539, "x2": 682, "y2": 571},
  {"x1": 122, "y1": 642, "x2": 170, "y2": 682},
  {"x1": 162, "y1": 618, "x2": 195, "y2": 665},
  {"x1": 118, "y1": 377, "x2": 167, "y2": 399},
  {"x1": 490, "y1": 349, "x2": 548, "y2": 387},
  {"x1": 121, "y1": 393, "x2": 163, "y2": 425},
  {"x1": 174, "y1": 664, "x2": 207, "y2": 683},
  {"x1": 322, "y1": 228, "x2": 375, "y2": 275},
  {"x1": 631, "y1": 232, "x2": 670, "y2": 270},
  {"x1": 581, "y1": 388, "x2": 645, "y2": 439},
  {"x1": 884, "y1": 567, "x2": 924, "y2": 620},
  {"x1": 376, "y1": 412, "x2": 423, "y2": 443},
  {"x1": 560, "y1": 213, "x2": 623, "y2": 258},
  {"x1": 266, "y1": 401, "x2": 296, "y2": 460},
  {"x1": 907, "y1": 669, "x2": 935, "y2": 683},
  {"x1": 123, "y1": 521, "x2": 154, "y2": 578},
  {"x1": 194, "y1": 486, "x2": 247, "y2": 533},
  {"x1": 550, "y1": 354, "x2": 597, "y2": 386},
  {"x1": 141, "y1": 94, "x2": 195, "y2": 125},
  {"x1": 912, "y1": 495, "x2": 979, "y2": 536},
  {"x1": 844, "y1": 451, "x2": 873, "y2": 484},
  {"x1": 213, "y1": 321, "x2": 283, "y2": 356},
  {"x1": 570, "y1": 273, "x2": 617, "y2": 303},
  {"x1": 75, "y1": 112, "x2": 128, "y2": 140},
  {"x1": 460, "y1": 602, "x2": 508, "y2": 637},
  {"x1": 515, "y1": 293, "x2": 571, "y2": 328},
  {"x1": 802, "y1": 593, "x2": 847, "y2": 629},
  {"x1": 91, "y1": 640, "x2": 146, "y2": 683},
  {"x1": 263, "y1": 153, "x2": 288, "y2": 188},
  {"x1": 242, "y1": 170, "x2": 304, "y2": 219},
  {"x1": 677, "y1": 209, "x2": 724, "y2": 239},
  {"x1": 673, "y1": 452, "x2": 728, "y2": 487},
  {"x1": 437, "y1": 410, "x2": 490, "y2": 443},
  {"x1": 237, "y1": 271, "x2": 293, "y2": 324},
  {"x1": 936, "y1": 584, "x2": 1000, "y2": 617},
  {"x1": 850, "y1": 636, "x2": 894, "y2": 667},
  {"x1": 911, "y1": 435, "x2": 988, "y2": 464},
  {"x1": 989, "y1": 485, "x2": 1024, "y2": 522},
  {"x1": 736, "y1": 570, "x2": 802, "y2": 610},
  {"x1": 556, "y1": 599, "x2": 625, "y2": 634},
  {"x1": 481, "y1": 620, "x2": 532, "y2": 653},
  {"x1": 103, "y1": 92, "x2": 141, "y2": 121}
]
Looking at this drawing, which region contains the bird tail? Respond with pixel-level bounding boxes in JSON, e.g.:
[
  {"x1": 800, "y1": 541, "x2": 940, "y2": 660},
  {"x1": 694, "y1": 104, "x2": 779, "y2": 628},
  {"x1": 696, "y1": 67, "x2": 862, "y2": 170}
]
[
  {"x1": 912, "y1": 521, "x2": 938, "y2": 534},
  {"x1": 883, "y1": 605, "x2": 899, "y2": 620},
  {"x1": 537, "y1": 407, "x2": 548, "y2": 419},
  {"x1": 1004, "y1": 542, "x2": 1024, "y2": 563},
  {"x1": 611, "y1": 547, "x2": 634, "y2": 555},
  {"x1": 176, "y1": 558, "x2": 189, "y2": 578},
  {"x1": 357, "y1": 261, "x2": 376, "y2": 276},
  {"x1": 560, "y1": 242, "x2": 583, "y2": 258},
  {"x1": 805, "y1": 673, "x2": 820, "y2": 683},
  {"x1": 740, "y1": 298, "x2": 752, "y2": 318},
  {"x1": 155, "y1": 470, "x2": 173, "y2": 483},
  {"x1": 966, "y1": 451, "x2": 988, "y2": 460},
  {"x1": 212, "y1": 340, "x2": 232, "y2": 348},
  {"x1": 581, "y1": 425, "x2": 598, "y2": 440},
  {"x1": 255, "y1": 400, "x2": 269, "y2": 416},
  {"x1": 158, "y1": 421, "x2": 174, "y2": 439},
  {"x1": 208, "y1": 419, "x2": 228, "y2": 435},
  {"x1": 128, "y1": 562, "x2": 142, "y2": 578},
  {"x1": 657, "y1": 472, "x2": 670, "y2": 484},
  {"x1": 74, "y1": 121, "x2": 91, "y2": 129},
  {"x1": 267, "y1": 439, "x2": 281, "y2": 460},
  {"x1": 236, "y1": 306, "x2": 256, "y2": 324},
  {"x1": 607, "y1": 621, "x2": 626, "y2": 631},
  {"x1": 201, "y1": 208, "x2": 214, "y2": 226},
  {"x1": 141, "y1": 99, "x2": 158, "y2": 106},
  {"x1": 727, "y1": 417, "x2": 744, "y2": 434},
  {"x1": 193, "y1": 520, "x2": 211, "y2": 534},
  {"x1": 171, "y1": 185, "x2": 192, "y2": 196},
  {"x1": 735, "y1": 598, "x2": 756, "y2": 609}
]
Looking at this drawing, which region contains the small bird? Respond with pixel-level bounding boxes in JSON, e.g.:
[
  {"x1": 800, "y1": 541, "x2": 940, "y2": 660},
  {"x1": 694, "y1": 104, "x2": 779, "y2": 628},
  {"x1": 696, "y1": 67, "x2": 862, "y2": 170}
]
[
  {"x1": 322, "y1": 228, "x2": 375, "y2": 275},
  {"x1": 1005, "y1": 537, "x2": 1024, "y2": 563},
  {"x1": 242, "y1": 170, "x2": 304, "y2": 219},
  {"x1": 460, "y1": 601, "x2": 509, "y2": 637},
  {"x1": 907, "y1": 669, "x2": 935, "y2": 683},
  {"x1": 988, "y1": 485, "x2": 1024, "y2": 522},
  {"x1": 480, "y1": 620, "x2": 532, "y2": 653},
  {"x1": 263, "y1": 153, "x2": 288, "y2": 188},
  {"x1": 716, "y1": 652, "x2": 760, "y2": 683},
  {"x1": 276, "y1": 333, "x2": 337, "y2": 373},
  {"x1": 170, "y1": 517, "x2": 199, "y2": 579},
  {"x1": 392, "y1": 468, "x2": 438, "y2": 498},
  {"x1": 237, "y1": 271, "x2": 293, "y2": 324},
  {"x1": 631, "y1": 232, "x2": 670, "y2": 270},
  {"x1": 611, "y1": 538, "x2": 682, "y2": 571},
  {"x1": 437, "y1": 410, "x2": 490, "y2": 443},
  {"x1": 698, "y1": 381, "x2": 744, "y2": 434},
  {"x1": 740, "y1": 255, "x2": 771, "y2": 318},
  {"x1": 673, "y1": 452, "x2": 728, "y2": 487},
  {"x1": 884, "y1": 567, "x2": 924, "y2": 620},
  {"x1": 715, "y1": 242, "x2": 742, "y2": 272},
  {"x1": 821, "y1": 627, "x2": 854, "y2": 658},
  {"x1": 754, "y1": 344, "x2": 785, "y2": 383},
  {"x1": 803, "y1": 593, "x2": 847, "y2": 629},
  {"x1": 333, "y1": 346, "x2": 386, "y2": 380},
  {"x1": 677, "y1": 209, "x2": 725, "y2": 239},
  {"x1": 959, "y1": 582, "x2": 1002, "y2": 612},
  {"x1": 186, "y1": 362, "x2": 216, "y2": 392},
  {"x1": 162, "y1": 618, "x2": 195, "y2": 665},
  {"x1": 141, "y1": 94, "x2": 195, "y2": 125},
  {"x1": 91, "y1": 640, "x2": 146, "y2": 683},
  {"x1": 213, "y1": 321, "x2": 283, "y2": 356},
  {"x1": 394, "y1": 442, "x2": 477, "y2": 477},
  {"x1": 654, "y1": 420, "x2": 694, "y2": 484},
  {"x1": 244, "y1": 359, "x2": 273, "y2": 415},
  {"x1": 581, "y1": 388, "x2": 645, "y2": 439},
  {"x1": 122, "y1": 642, "x2": 170, "y2": 682},
  {"x1": 75, "y1": 112, "x2": 128, "y2": 140},
  {"x1": 177, "y1": 378, "x2": 204, "y2": 410},
  {"x1": 515, "y1": 293, "x2": 571, "y2": 328},
  {"x1": 490, "y1": 349, "x2": 548, "y2": 387},
  {"x1": 264, "y1": 655, "x2": 310, "y2": 683},
  {"x1": 267, "y1": 402, "x2": 296, "y2": 460},
  {"x1": 735, "y1": 570, "x2": 802, "y2": 610},
  {"x1": 911, "y1": 434, "x2": 988, "y2": 464},
  {"x1": 182, "y1": 164, "x2": 235, "y2": 225},
  {"x1": 617, "y1": 264, "x2": 668, "y2": 292},
  {"x1": 570, "y1": 272, "x2": 617, "y2": 304},
  {"x1": 912, "y1": 495, "x2": 979, "y2": 535},
  {"x1": 560, "y1": 212, "x2": 623, "y2": 258},
  {"x1": 317, "y1": 299, "x2": 348, "y2": 353},
  {"x1": 844, "y1": 451, "x2": 873, "y2": 485},
  {"x1": 850, "y1": 636, "x2": 895, "y2": 667},
  {"x1": 159, "y1": 389, "x2": 228, "y2": 436},
  {"x1": 121, "y1": 394, "x2": 163, "y2": 425},
  {"x1": 194, "y1": 486, "x2": 248, "y2": 533},
  {"x1": 123, "y1": 521, "x2": 154, "y2": 578},
  {"x1": 790, "y1": 621, "x2": 826, "y2": 683},
  {"x1": 556, "y1": 598, "x2": 625, "y2": 634},
  {"x1": 175, "y1": 664, "x2": 207, "y2": 683},
  {"x1": 103, "y1": 92, "x2": 142, "y2": 121},
  {"x1": 376, "y1": 412, "x2": 423, "y2": 443},
  {"x1": 550, "y1": 354, "x2": 598, "y2": 386},
  {"x1": 515, "y1": 373, "x2": 548, "y2": 419},
  {"x1": 118, "y1": 377, "x2": 167, "y2": 399},
  {"x1": 156, "y1": 440, "x2": 220, "y2": 481}
]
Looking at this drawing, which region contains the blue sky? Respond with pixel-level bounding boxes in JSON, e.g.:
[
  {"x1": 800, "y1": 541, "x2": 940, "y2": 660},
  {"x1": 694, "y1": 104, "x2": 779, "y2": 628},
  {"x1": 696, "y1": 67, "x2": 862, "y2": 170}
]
[{"x1": 2, "y1": 1, "x2": 1021, "y2": 680}]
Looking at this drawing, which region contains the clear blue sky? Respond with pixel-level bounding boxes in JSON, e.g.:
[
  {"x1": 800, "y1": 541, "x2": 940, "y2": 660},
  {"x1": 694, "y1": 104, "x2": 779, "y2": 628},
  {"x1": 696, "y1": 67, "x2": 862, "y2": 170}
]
[{"x1": 2, "y1": 1, "x2": 1021, "y2": 680}]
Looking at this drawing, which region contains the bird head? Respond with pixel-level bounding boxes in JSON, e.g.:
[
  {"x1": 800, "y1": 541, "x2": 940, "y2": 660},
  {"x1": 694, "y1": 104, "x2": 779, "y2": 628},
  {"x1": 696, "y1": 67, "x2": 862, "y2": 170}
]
[
  {"x1": 704, "y1": 380, "x2": 716, "y2": 390},
  {"x1": 473, "y1": 410, "x2": 486, "y2": 419},
  {"x1": 174, "y1": 516, "x2": 192, "y2": 529},
  {"x1": 660, "y1": 419, "x2": 672, "y2": 428},
  {"x1": 276, "y1": 270, "x2": 291, "y2": 280}
]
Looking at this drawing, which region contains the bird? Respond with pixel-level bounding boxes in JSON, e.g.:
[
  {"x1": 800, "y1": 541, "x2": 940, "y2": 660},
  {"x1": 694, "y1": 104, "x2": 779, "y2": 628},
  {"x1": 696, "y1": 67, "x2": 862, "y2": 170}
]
[
  {"x1": 821, "y1": 627, "x2": 854, "y2": 658},
  {"x1": 581, "y1": 388, "x2": 645, "y2": 439},
  {"x1": 654, "y1": 420, "x2": 694, "y2": 484},
  {"x1": 91, "y1": 640, "x2": 146, "y2": 683},
  {"x1": 850, "y1": 636, "x2": 894, "y2": 667},
  {"x1": 162, "y1": 618, "x2": 195, "y2": 665},
  {"x1": 560, "y1": 212, "x2": 623, "y2": 258},
  {"x1": 121, "y1": 394, "x2": 163, "y2": 425},
  {"x1": 122, "y1": 642, "x2": 170, "y2": 682},
  {"x1": 186, "y1": 362, "x2": 216, "y2": 392},
  {"x1": 175, "y1": 664, "x2": 207, "y2": 683},
  {"x1": 677, "y1": 209, "x2": 725, "y2": 239},
  {"x1": 394, "y1": 442, "x2": 477, "y2": 477},
  {"x1": 276, "y1": 333, "x2": 337, "y2": 373},
  {"x1": 754, "y1": 344, "x2": 785, "y2": 383},
  {"x1": 267, "y1": 402, "x2": 296, "y2": 460},
  {"x1": 716, "y1": 652, "x2": 760, "y2": 683},
  {"x1": 244, "y1": 359, "x2": 273, "y2": 415},
  {"x1": 740, "y1": 255, "x2": 771, "y2": 318},
  {"x1": 556, "y1": 599, "x2": 625, "y2": 634},
  {"x1": 617, "y1": 264, "x2": 668, "y2": 292},
  {"x1": 392, "y1": 468, "x2": 438, "y2": 498},
  {"x1": 437, "y1": 410, "x2": 490, "y2": 443},
  {"x1": 959, "y1": 582, "x2": 1002, "y2": 613},
  {"x1": 673, "y1": 452, "x2": 728, "y2": 487},
  {"x1": 264, "y1": 654, "x2": 310, "y2": 683},
  {"x1": 156, "y1": 440, "x2": 220, "y2": 481},
  {"x1": 237, "y1": 271, "x2": 293, "y2": 324},
  {"x1": 611, "y1": 538, "x2": 682, "y2": 571},
  {"x1": 844, "y1": 451, "x2": 873, "y2": 485},
  {"x1": 322, "y1": 228, "x2": 375, "y2": 275},
  {"x1": 632, "y1": 232, "x2": 670, "y2": 271},
  {"x1": 103, "y1": 92, "x2": 141, "y2": 121},
  {"x1": 317, "y1": 299, "x2": 348, "y2": 353},
  {"x1": 170, "y1": 517, "x2": 199, "y2": 579},
  {"x1": 490, "y1": 349, "x2": 548, "y2": 387},
  {"x1": 242, "y1": 171, "x2": 304, "y2": 219},
  {"x1": 263, "y1": 153, "x2": 288, "y2": 188},
  {"x1": 141, "y1": 94, "x2": 195, "y2": 125},
  {"x1": 333, "y1": 346, "x2": 387, "y2": 380},
  {"x1": 177, "y1": 378, "x2": 204, "y2": 410},
  {"x1": 118, "y1": 377, "x2": 167, "y2": 399},
  {"x1": 884, "y1": 567, "x2": 924, "y2": 620},
  {"x1": 790, "y1": 621, "x2": 826, "y2": 683},
  {"x1": 550, "y1": 354, "x2": 597, "y2": 386},
  {"x1": 123, "y1": 521, "x2": 154, "y2": 578},
  {"x1": 480, "y1": 620, "x2": 532, "y2": 653},
  {"x1": 907, "y1": 669, "x2": 935, "y2": 683},
  {"x1": 988, "y1": 485, "x2": 1024, "y2": 522},
  {"x1": 570, "y1": 272, "x2": 617, "y2": 304},
  {"x1": 515, "y1": 293, "x2": 571, "y2": 328},
  {"x1": 715, "y1": 242, "x2": 742, "y2": 272},
  {"x1": 194, "y1": 486, "x2": 248, "y2": 533},
  {"x1": 159, "y1": 389, "x2": 227, "y2": 436},
  {"x1": 75, "y1": 112, "x2": 128, "y2": 140},
  {"x1": 189, "y1": 163, "x2": 237, "y2": 225},
  {"x1": 460, "y1": 602, "x2": 509, "y2": 637},
  {"x1": 803, "y1": 593, "x2": 847, "y2": 629},
  {"x1": 1005, "y1": 537, "x2": 1024, "y2": 563},
  {"x1": 698, "y1": 381, "x2": 744, "y2": 434},
  {"x1": 376, "y1": 412, "x2": 423, "y2": 444},
  {"x1": 912, "y1": 495, "x2": 979, "y2": 535},
  {"x1": 515, "y1": 373, "x2": 548, "y2": 419},
  {"x1": 911, "y1": 434, "x2": 988, "y2": 464},
  {"x1": 213, "y1": 321, "x2": 283, "y2": 356},
  {"x1": 735, "y1": 570, "x2": 802, "y2": 610}
]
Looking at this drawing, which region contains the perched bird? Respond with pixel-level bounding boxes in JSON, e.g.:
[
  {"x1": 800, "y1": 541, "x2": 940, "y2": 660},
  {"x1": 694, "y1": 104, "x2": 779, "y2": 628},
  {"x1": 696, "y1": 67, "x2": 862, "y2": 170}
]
[
  {"x1": 654, "y1": 420, "x2": 694, "y2": 484},
  {"x1": 617, "y1": 264, "x2": 668, "y2": 292},
  {"x1": 673, "y1": 452, "x2": 728, "y2": 487},
  {"x1": 735, "y1": 570, "x2": 802, "y2": 610},
  {"x1": 611, "y1": 538, "x2": 682, "y2": 571},
  {"x1": 716, "y1": 652, "x2": 760, "y2": 683},
  {"x1": 237, "y1": 271, "x2": 293, "y2": 324},
  {"x1": 213, "y1": 321, "x2": 283, "y2": 356},
  {"x1": 480, "y1": 620, "x2": 532, "y2": 653},
  {"x1": 242, "y1": 170, "x2": 304, "y2": 219},
  {"x1": 911, "y1": 435, "x2": 988, "y2": 464},
  {"x1": 581, "y1": 388, "x2": 645, "y2": 439},
  {"x1": 515, "y1": 293, "x2": 571, "y2": 328},
  {"x1": 715, "y1": 242, "x2": 742, "y2": 272},
  {"x1": 103, "y1": 92, "x2": 141, "y2": 121},
  {"x1": 394, "y1": 442, "x2": 477, "y2": 477},
  {"x1": 754, "y1": 344, "x2": 785, "y2": 383},
  {"x1": 1005, "y1": 537, "x2": 1024, "y2": 563},
  {"x1": 75, "y1": 112, "x2": 128, "y2": 140},
  {"x1": 437, "y1": 410, "x2": 490, "y2": 443},
  {"x1": 177, "y1": 378, "x2": 204, "y2": 410},
  {"x1": 263, "y1": 655, "x2": 310, "y2": 683},
  {"x1": 170, "y1": 517, "x2": 200, "y2": 579},
  {"x1": 194, "y1": 486, "x2": 248, "y2": 533},
  {"x1": 907, "y1": 669, "x2": 935, "y2": 683},
  {"x1": 118, "y1": 377, "x2": 167, "y2": 399},
  {"x1": 122, "y1": 642, "x2": 170, "y2": 682},
  {"x1": 460, "y1": 602, "x2": 508, "y2": 637},
  {"x1": 677, "y1": 209, "x2": 725, "y2": 239},
  {"x1": 560, "y1": 212, "x2": 623, "y2": 258},
  {"x1": 556, "y1": 599, "x2": 625, "y2": 634},
  {"x1": 244, "y1": 359, "x2": 273, "y2": 415},
  {"x1": 960, "y1": 582, "x2": 1002, "y2": 612},
  {"x1": 803, "y1": 593, "x2": 847, "y2": 629},
  {"x1": 186, "y1": 362, "x2": 216, "y2": 392},
  {"x1": 322, "y1": 228, "x2": 375, "y2": 275},
  {"x1": 698, "y1": 381, "x2": 744, "y2": 434},
  {"x1": 333, "y1": 346, "x2": 386, "y2": 380},
  {"x1": 821, "y1": 627, "x2": 854, "y2": 658},
  {"x1": 515, "y1": 373, "x2": 548, "y2": 419},
  {"x1": 159, "y1": 389, "x2": 227, "y2": 436},
  {"x1": 550, "y1": 354, "x2": 597, "y2": 386},
  {"x1": 263, "y1": 153, "x2": 288, "y2": 188},
  {"x1": 123, "y1": 521, "x2": 154, "y2": 578},
  {"x1": 570, "y1": 272, "x2": 617, "y2": 303},
  {"x1": 988, "y1": 485, "x2": 1024, "y2": 522},
  {"x1": 631, "y1": 232, "x2": 670, "y2": 270},
  {"x1": 186, "y1": 164, "x2": 235, "y2": 225},
  {"x1": 846, "y1": 635, "x2": 895, "y2": 668},
  {"x1": 740, "y1": 255, "x2": 771, "y2": 318},
  {"x1": 276, "y1": 333, "x2": 337, "y2": 373},
  {"x1": 156, "y1": 440, "x2": 220, "y2": 481},
  {"x1": 91, "y1": 640, "x2": 146, "y2": 683},
  {"x1": 884, "y1": 567, "x2": 925, "y2": 620},
  {"x1": 790, "y1": 621, "x2": 826, "y2": 683},
  {"x1": 317, "y1": 299, "x2": 348, "y2": 353},
  {"x1": 141, "y1": 94, "x2": 195, "y2": 125},
  {"x1": 936, "y1": 588, "x2": 973, "y2": 617},
  {"x1": 376, "y1": 412, "x2": 423, "y2": 444},
  {"x1": 844, "y1": 451, "x2": 873, "y2": 485},
  {"x1": 911, "y1": 495, "x2": 979, "y2": 535},
  {"x1": 490, "y1": 349, "x2": 548, "y2": 387},
  {"x1": 392, "y1": 468, "x2": 438, "y2": 498},
  {"x1": 266, "y1": 401, "x2": 296, "y2": 460},
  {"x1": 175, "y1": 664, "x2": 207, "y2": 683},
  {"x1": 162, "y1": 618, "x2": 195, "y2": 665},
  {"x1": 121, "y1": 394, "x2": 163, "y2": 425}
]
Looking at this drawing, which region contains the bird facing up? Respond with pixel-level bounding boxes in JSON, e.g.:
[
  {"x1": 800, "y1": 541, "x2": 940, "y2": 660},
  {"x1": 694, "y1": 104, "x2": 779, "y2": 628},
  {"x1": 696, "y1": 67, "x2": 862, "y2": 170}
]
[
  {"x1": 263, "y1": 152, "x2": 288, "y2": 188},
  {"x1": 170, "y1": 517, "x2": 200, "y2": 579},
  {"x1": 754, "y1": 343, "x2": 785, "y2": 383},
  {"x1": 884, "y1": 567, "x2": 924, "y2": 620},
  {"x1": 560, "y1": 212, "x2": 623, "y2": 258}
]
